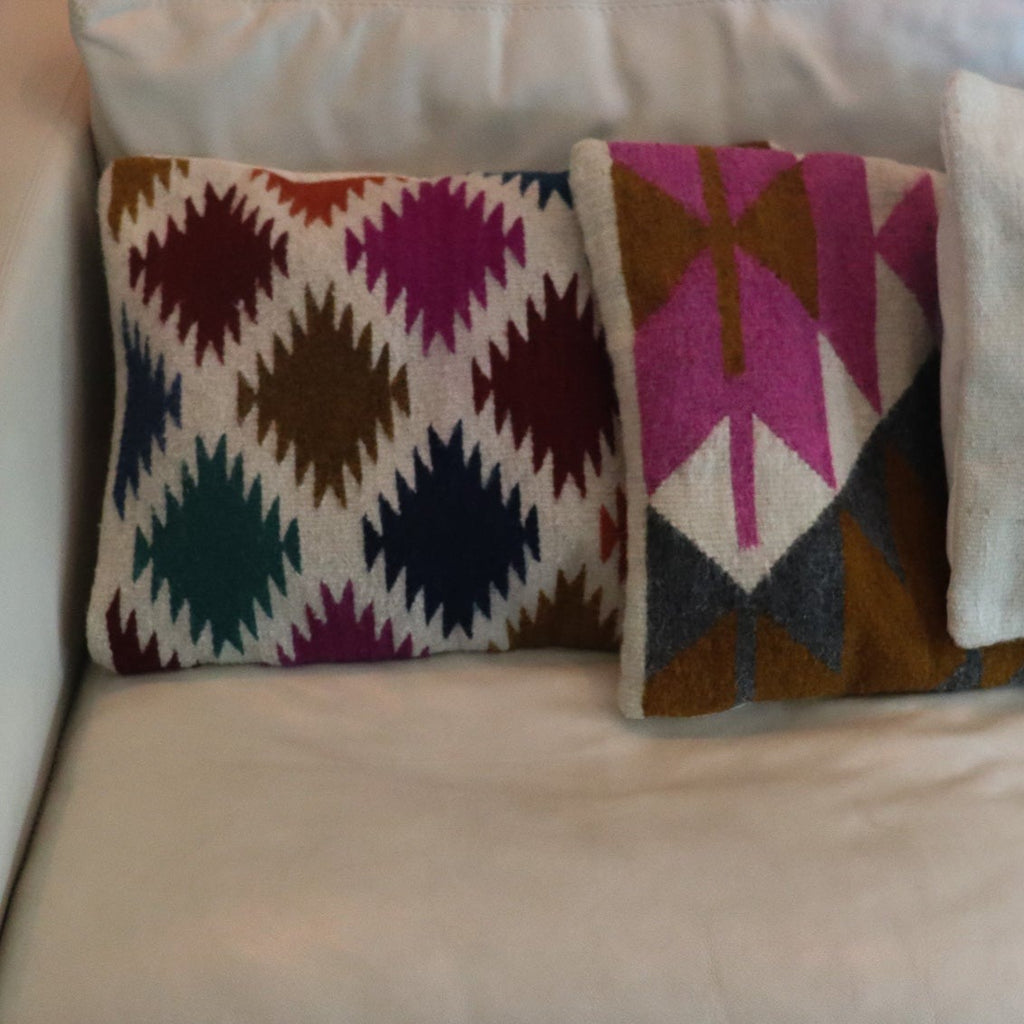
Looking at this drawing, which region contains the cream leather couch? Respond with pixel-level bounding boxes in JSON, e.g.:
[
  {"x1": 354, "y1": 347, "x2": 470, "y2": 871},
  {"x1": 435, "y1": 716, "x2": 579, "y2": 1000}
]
[{"x1": 3, "y1": 1, "x2": 1024, "y2": 1021}]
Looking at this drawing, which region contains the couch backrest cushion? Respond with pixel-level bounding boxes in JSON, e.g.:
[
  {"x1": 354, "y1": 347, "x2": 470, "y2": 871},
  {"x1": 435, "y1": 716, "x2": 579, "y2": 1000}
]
[{"x1": 72, "y1": 0, "x2": 1024, "y2": 175}]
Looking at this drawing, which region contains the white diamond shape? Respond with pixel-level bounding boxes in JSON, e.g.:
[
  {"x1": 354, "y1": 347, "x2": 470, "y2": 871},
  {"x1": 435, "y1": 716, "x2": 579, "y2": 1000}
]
[{"x1": 649, "y1": 334, "x2": 882, "y2": 592}]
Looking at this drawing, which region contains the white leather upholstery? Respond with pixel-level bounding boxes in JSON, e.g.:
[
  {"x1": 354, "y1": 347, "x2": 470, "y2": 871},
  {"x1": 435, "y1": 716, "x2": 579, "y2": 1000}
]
[
  {"x1": 2, "y1": 653, "x2": 1024, "y2": 1022},
  {"x1": 0, "y1": 0, "x2": 108, "y2": 922},
  {"x1": 5, "y1": 4, "x2": 1024, "y2": 1019},
  {"x1": 73, "y1": 0, "x2": 1024, "y2": 175}
]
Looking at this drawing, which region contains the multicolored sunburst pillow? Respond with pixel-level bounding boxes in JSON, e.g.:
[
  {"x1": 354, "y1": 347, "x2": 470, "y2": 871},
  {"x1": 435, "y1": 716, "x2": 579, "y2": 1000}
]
[
  {"x1": 88, "y1": 157, "x2": 626, "y2": 672},
  {"x1": 569, "y1": 139, "x2": 1024, "y2": 718}
]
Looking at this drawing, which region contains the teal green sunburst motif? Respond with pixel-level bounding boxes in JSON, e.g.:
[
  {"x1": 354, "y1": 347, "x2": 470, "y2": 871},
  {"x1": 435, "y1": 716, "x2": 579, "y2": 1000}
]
[{"x1": 133, "y1": 435, "x2": 301, "y2": 654}]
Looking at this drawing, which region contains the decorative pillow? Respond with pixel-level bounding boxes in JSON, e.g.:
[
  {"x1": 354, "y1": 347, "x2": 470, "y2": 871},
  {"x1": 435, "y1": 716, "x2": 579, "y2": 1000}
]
[
  {"x1": 940, "y1": 71, "x2": 1024, "y2": 648},
  {"x1": 89, "y1": 157, "x2": 624, "y2": 671},
  {"x1": 570, "y1": 139, "x2": 1024, "y2": 717}
]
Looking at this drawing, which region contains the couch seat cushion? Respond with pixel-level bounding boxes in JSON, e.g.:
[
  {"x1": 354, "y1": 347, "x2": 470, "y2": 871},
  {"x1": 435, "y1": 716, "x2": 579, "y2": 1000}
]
[{"x1": 2, "y1": 654, "x2": 1024, "y2": 1022}]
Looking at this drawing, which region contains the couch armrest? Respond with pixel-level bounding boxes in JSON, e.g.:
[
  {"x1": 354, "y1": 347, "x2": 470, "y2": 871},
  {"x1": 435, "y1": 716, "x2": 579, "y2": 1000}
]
[{"x1": 0, "y1": 0, "x2": 110, "y2": 924}]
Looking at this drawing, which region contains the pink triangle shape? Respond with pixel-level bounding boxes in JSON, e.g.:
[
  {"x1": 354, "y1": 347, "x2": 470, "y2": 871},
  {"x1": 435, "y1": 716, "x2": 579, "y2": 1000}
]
[
  {"x1": 801, "y1": 151, "x2": 882, "y2": 412},
  {"x1": 609, "y1": 142, "x2": 708, "y2": 222},
  {"x1": 715, "y1": 146, "x2": 799, "y2": 221},
  {"x1": 875, "y1": 174, "x2": 940, "y2": 332}
]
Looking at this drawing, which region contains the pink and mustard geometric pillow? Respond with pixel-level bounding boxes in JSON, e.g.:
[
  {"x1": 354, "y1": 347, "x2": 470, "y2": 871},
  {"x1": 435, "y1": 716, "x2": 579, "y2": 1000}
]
[
  {"x1": 570, "y1": 140, "x2": 1024, "y2": 717},
  {"x1": 88, "y1": 157, "x2": 624, "y2": 672}
]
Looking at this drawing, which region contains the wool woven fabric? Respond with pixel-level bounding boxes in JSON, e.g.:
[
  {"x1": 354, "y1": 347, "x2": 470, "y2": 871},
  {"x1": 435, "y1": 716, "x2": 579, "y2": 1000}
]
[
  {"x1": 940, "y1": 71, "x2": 1024, "y2": 648},
  {"x1": 89, "y1": 157, "x2": 624, "y2": 671},
  {"x1": 570, "y1": 139, "x2": 1024, "y2": 718}
]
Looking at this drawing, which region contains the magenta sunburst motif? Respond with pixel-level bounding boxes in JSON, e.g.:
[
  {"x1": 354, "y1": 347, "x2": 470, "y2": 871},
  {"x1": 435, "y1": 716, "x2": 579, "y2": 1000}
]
[
  {"x1": 129, "y1": 183, "x2": 288, "y2": 365},
  {"x1": 345, "y1": 178, "x2": 526, "y2": 354},
  {"x1": 279, "y1": 581, "x2": 423, "y2": 665}
]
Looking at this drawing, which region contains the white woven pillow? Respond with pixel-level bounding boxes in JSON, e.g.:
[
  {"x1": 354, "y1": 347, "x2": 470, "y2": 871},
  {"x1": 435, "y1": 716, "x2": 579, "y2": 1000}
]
[{"x1": 940, "y1": 71, "x2": 1024, "y2": 647}]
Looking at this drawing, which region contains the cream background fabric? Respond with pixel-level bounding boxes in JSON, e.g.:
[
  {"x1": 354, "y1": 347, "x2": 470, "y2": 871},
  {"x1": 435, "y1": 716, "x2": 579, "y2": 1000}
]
[
  {"x1": 941, "y1": 71, "x2": 1024, "y2": 647},
  {"x1": 72, "y1": 0, "x2": 1024, "y2": 175},
  {"x1": 568, "y1": 140, "x2": 649, "y2": 716},
  {"x1": 3, "y1": 654, "x2": 1024, "y2": 1022}
]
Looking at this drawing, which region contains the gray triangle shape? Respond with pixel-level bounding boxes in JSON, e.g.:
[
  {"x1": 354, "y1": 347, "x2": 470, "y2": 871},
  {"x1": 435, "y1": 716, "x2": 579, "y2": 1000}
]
[
  {"x1": 752, "y1": 505, "x2": 845, "y2": 673},
  {"x1": 645, "y1": 507, "x2": 743, "y2": 679}
]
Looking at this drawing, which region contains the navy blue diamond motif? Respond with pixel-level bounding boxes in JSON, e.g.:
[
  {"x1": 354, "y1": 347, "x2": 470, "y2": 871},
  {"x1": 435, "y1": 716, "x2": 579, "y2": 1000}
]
[
  {"x1": 493, "y1": 171, "x2": 574, "y2": 210},
  {"x1": 114, "y1": 306, "x2": 182, "y2": 517},
  {"x1": 363, "y1": 421, "x2": 540, "y2": 638}
]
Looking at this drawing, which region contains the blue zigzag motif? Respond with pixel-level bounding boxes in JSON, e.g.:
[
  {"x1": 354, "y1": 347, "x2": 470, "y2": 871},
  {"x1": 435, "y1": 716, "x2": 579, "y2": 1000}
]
[
  {"x1": 493, "y1": 171, "x2": 574, "y2": 210},
  {"x1": 114, "y1": 307, "x2": 182, "y2": 517}
]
